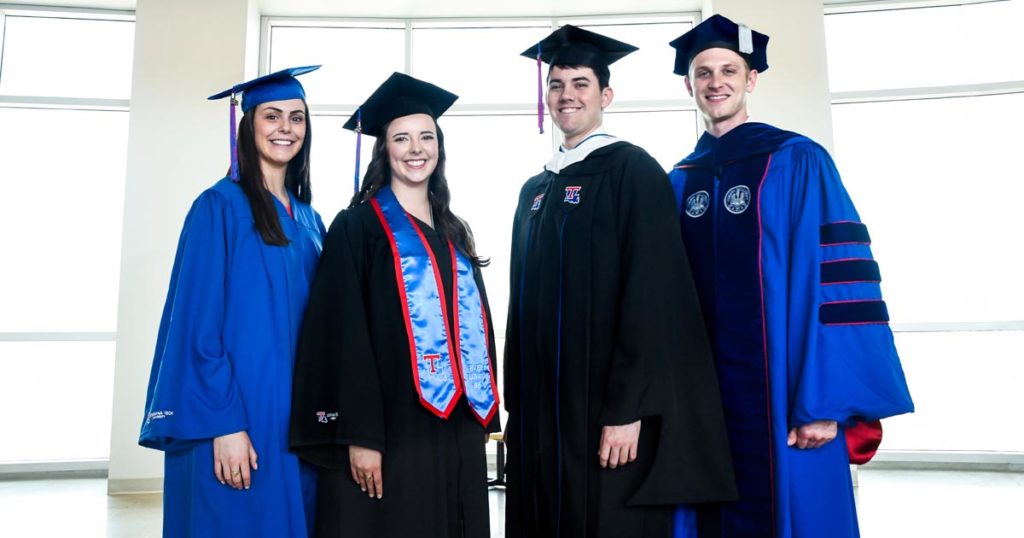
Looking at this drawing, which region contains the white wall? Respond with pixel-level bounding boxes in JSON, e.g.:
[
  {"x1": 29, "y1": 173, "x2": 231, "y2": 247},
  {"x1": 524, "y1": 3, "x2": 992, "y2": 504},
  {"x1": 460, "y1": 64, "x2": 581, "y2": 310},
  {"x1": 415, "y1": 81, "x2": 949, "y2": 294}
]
[
  {"x1": 703, "y1": 0, "x2": 835, "y2": 151},
  {"x1": 107, "y1": 0, "x2": 259, "y2": 493}
]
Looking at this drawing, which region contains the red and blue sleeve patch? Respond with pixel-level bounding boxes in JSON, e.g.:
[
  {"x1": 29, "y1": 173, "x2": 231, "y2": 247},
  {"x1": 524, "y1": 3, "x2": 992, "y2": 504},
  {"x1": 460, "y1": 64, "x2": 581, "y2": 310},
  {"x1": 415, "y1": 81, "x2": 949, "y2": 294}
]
[{"x1": 818, "y1": 221, "x2": 890, "y2": 325}]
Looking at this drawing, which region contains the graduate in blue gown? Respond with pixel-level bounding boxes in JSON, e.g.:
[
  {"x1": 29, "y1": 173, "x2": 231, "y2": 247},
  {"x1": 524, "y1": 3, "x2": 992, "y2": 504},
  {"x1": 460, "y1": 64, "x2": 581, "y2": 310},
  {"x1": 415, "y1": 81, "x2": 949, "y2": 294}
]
[
  {"x1": 139, "y1": 66, "x2": 325, "y2": 537},
  {"x1": 665, "y1": 15, "x2": 914, "y2": 538}
]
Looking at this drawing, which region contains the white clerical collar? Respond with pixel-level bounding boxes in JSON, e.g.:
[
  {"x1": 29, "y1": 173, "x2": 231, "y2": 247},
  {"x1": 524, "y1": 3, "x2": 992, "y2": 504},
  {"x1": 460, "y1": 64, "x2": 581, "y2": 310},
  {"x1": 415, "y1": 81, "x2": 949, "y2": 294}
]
[{"x1": 545, "y1": 128, "x2": 620, "y2": 174}]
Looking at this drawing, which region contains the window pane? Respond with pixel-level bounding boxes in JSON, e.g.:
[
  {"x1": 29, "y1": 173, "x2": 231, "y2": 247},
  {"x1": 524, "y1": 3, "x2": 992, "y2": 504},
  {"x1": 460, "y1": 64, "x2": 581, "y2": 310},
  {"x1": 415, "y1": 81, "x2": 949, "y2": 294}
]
[
  {"x1": 412, "y1": 24, "x2": 553, "y2": 105},
  {"x1": 882, "y1": 331, "x2": 1024, "y2": 452},
  {"x1": 0, "y1": 16, "x2": 134, "y2": 99},
  {"x1": 603, "y1": 109, "x2": 698, "y2": 170},
  {"x1": 308, "y1": 113, "x2": 373, "y2": 224},
  {"x1": 269, "y1": 26, "x2": 406, "y2": 105},
  {"x1": 0, "y1": 108, "x2": 129, "y2": 332},
  {"x1": 0, "y1": 342, "x2": 115, "y2": 462},
  {"x1": 438, "y1": 113, "x2": 555, "y2": 337},
  {"x1": 573, "y1": 19, "x2": 693, "y2": 102},
  {"x1": 831, "y1": 93, "x2": 1024, "y2": 323},
  {"x1": 825, "y1": 2, "x2": 1024, "y2": 91}
]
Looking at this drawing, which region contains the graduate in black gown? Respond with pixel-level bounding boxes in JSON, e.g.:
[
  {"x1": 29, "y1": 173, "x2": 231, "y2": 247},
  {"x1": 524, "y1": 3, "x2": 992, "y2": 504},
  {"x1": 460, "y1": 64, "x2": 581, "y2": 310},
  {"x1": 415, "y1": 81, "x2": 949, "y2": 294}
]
[
  {"x1": 289, "y1": 72, "x2": 500, "y2": 538},
  {"x1": 504, "y1": 26, "x2": 737, "y2": 538}
]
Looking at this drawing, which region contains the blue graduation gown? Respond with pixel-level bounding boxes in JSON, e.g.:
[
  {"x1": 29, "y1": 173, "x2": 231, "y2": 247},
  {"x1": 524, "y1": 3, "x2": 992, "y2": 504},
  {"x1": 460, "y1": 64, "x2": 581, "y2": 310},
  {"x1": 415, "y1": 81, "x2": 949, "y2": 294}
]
[
  {"x1": 140, "y1": 178, "x2": 325, "y2": 538},
  {"x1": 667, "y1": 123, "x2": 913, "y2": 538}
]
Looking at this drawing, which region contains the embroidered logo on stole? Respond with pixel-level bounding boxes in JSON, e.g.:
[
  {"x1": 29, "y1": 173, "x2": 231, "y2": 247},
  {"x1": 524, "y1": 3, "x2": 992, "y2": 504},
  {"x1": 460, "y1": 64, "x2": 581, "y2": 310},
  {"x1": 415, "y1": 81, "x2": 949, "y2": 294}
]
[
  {"x1": 564, "y1": 186, "x2": 582, "y2": 204},
  {"x1": 531, "y1": 193, "x2": 545, "y2": 211},
  {"x1": 370, "y1": 186, "x2": 499, "y2": 425}
]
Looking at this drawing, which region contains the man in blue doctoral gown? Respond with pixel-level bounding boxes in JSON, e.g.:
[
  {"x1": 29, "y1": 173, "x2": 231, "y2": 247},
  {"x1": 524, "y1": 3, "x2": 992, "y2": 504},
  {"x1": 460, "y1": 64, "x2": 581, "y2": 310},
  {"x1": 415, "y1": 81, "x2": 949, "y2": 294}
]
[{"x1": 665, "y1": 14, "x2": 914, "y2": 538}]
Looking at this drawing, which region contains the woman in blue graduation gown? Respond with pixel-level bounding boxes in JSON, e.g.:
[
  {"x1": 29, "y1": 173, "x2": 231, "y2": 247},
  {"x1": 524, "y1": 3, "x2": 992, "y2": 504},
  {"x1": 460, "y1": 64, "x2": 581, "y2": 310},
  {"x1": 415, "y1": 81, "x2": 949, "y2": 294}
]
[
  {"x1": 139, "y1": 66, "x2": 325, "y2": 537},
  {"x1": 289, "y1": 73, "x2": 501, "y2": 538}
]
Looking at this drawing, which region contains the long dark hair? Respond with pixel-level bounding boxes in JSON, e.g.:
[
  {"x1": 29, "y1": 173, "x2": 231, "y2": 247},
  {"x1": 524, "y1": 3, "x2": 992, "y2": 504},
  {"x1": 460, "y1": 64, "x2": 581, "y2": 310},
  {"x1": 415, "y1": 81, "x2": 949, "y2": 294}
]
[
  {"x1": 349, "y1": 120, "x2": 488, "y2": 267},
  {"x1": 234, "y1": 104, "x2": 313, "y2": 246}
]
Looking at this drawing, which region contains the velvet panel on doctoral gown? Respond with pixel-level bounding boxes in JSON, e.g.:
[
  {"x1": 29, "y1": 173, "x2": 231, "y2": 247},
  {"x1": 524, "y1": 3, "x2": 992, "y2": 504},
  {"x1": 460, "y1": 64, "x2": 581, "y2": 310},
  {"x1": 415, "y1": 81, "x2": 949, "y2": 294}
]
[
  {"x1": 139, "y1": 178, "x2": 325, "y2": 538},
  {"x1": 504, "y1": 141, "x2": 738, "y2": 538},
  {"x1": 667, "y1": 123, "x2": 914, "y2": 538},
  {"x1": 289, "y1": 201, "x2": 500, "y2": 538}
]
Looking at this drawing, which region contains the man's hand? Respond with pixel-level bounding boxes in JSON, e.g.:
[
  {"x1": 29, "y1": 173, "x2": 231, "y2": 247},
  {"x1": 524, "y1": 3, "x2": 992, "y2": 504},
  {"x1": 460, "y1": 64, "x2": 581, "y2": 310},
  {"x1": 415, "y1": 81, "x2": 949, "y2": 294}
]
[
  {"x1": 787, "y1": 420, "x2": 838, "y2": 449},
  {"x1": 598, "y1": 420, "x2": 641, "y2": 469},
  {"x1": 349, "y1": 445, "x2": 384, "y2": 499},
  {"x1": 213, "y1": 430, "x2": 258, "y2": 489}
]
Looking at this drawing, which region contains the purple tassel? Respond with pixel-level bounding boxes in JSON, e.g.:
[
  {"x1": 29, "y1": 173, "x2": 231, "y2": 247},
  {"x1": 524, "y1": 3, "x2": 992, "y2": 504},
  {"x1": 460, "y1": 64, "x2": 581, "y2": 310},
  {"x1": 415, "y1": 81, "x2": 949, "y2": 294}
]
[
  {"x1": 536, "y1": 44, "x2": 545, "y2": 135},
  {"x1": 229, "y1": 95, "x2": 240, "y2": 182},
  {"x1": 354, "y1": 107, "x2": 362, "y2": 195}
]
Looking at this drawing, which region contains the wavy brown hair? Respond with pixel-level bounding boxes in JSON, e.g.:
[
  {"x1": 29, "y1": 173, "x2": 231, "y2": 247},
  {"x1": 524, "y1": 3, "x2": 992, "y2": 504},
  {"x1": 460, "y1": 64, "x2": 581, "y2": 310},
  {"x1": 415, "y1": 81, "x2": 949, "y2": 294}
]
[
  {"x1": 234, "y1": 103, "x2": 313, "y2": 246},
  {"x1": 349, "y1": 120, "x2": 488, "y2": 267}
]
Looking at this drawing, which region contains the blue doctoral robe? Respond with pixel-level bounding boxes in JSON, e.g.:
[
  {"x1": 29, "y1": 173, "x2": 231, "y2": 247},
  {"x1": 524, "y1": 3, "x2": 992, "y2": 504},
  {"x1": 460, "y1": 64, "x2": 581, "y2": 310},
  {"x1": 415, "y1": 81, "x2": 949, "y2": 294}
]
[
  {"x1": 140, "y1": 178, "x2": 325, "y2": 538},
  {"x1": 667, "y1": 123, "x2": 914, "y2": 538}
]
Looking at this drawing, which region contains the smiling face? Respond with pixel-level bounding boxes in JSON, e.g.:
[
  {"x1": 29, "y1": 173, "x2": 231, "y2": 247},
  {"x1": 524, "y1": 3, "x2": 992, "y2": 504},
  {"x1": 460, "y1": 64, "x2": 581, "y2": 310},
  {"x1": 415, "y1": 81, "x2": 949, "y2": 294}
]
[
  {"x1": 685, "y1": 47, "x2": 758, "y2": 137},
  {"x1": 252, "y1": 98, "x2": 307, "y2": 171},
  {"x1": 385, "y1": 113, "x2": 438, "y2": 188},
  {"x1": 547, "y1": 65, "x2": 614, "y2": 149}
]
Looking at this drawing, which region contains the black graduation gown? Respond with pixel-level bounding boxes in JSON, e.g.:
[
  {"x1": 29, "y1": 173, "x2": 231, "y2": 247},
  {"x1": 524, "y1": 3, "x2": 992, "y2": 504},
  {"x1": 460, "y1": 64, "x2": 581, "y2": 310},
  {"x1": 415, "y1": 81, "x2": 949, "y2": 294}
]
[
  {"x1": 504, "y1": 141, "x2": 737, "y2": 538},
  {"x1": 290, "y1": 202, "x2": 500, "y2": 538}
]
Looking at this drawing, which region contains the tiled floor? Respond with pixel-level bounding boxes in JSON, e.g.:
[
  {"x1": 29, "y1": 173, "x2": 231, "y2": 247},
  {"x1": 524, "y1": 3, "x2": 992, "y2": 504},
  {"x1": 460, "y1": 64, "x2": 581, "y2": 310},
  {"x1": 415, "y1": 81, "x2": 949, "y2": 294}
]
[{"x1": 0, "y1": 469, "x2": 1021, "y2": 537}]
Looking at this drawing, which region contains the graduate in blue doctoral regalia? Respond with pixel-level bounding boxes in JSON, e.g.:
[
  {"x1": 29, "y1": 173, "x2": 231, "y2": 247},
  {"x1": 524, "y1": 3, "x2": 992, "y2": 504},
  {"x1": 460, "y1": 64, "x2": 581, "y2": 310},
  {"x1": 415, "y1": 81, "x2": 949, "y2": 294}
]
[
  {"x1": 139, "y1": 66, "x2": 325, "y2": 537},
  {"x1": 665, "y1": 15, "x2": 914, "y2": 538}
]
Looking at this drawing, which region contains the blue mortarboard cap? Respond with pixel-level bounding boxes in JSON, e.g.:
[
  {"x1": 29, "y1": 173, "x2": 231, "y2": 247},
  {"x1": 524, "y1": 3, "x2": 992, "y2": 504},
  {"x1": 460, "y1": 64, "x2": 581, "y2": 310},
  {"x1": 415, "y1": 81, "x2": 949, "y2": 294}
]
[
  {"x1": 342, "y1": 73, "x2": 458, "y2": 193},
  {"x1": 208, "y1": 65, "x2": 320, "y2": 112},
  {"x1": 668, "y1": 14, "x2": 769, "y2": 76},
  {"x1": 207, "y1": 65, "x2": 319, "y2": 182}
]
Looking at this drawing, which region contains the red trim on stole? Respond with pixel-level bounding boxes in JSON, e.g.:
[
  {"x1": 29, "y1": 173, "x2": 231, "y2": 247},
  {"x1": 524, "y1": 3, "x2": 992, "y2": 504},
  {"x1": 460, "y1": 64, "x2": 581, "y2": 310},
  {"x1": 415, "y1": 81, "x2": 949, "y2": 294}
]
[
  {"x1": 755, "y1": 153, "x2": 778, "y2": 537},
  {"x1": 369, "y1": 198, "x2": 463, "y2": 420},
  {"x1": 447, "y1": 243, "x2": 499, "y2": 426}
]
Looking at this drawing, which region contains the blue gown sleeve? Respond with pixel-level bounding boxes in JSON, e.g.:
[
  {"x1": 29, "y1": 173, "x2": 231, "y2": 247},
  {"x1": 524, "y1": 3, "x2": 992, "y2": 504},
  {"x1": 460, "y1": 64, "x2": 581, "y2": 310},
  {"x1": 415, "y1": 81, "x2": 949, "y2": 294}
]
[
  {"x1": 139, "y1": 189, "x2": 248, "y2": 451},
  {"x1": 783, "y1": 143, "x2": 914, "y2": 427}
]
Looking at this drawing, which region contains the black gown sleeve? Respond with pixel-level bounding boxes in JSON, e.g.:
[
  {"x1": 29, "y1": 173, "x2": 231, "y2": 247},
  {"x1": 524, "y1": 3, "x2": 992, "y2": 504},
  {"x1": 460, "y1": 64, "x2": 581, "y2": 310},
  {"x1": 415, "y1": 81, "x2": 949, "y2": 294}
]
[
  {"x1": 609, "y1": 147, "x2": 737, "y2": 505},
  {"x1": 290, "y1": 209, "x2": 387, "y2": 469}
]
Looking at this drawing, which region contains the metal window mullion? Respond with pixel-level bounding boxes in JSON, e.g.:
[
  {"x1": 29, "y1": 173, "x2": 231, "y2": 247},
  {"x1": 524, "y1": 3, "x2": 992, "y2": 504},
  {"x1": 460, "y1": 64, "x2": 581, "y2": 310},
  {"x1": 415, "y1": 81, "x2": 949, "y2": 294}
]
[
  {"x1": 0, "y1": 95, "x2": 129, "y2": 111},
  {"x1": 832, "y1": 80, "x2": 1024, "y2": 104},
  {"x1": 0, "y1": 10, "x2": 7, "y2": 87},
  {"x1": 0, "y1": 332, "x2": 117, "y2": 342},
  {"x1": 404, "y1": 19, "x2": 412, "y2": 75},
  {"x1": 891, "y1": 321, "x2": 1024, "y2": 333}
]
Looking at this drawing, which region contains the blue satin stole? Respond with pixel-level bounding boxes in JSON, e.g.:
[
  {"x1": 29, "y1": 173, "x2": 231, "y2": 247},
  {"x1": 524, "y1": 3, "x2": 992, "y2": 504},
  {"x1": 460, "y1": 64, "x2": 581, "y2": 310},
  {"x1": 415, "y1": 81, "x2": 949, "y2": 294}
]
[{"x1": 370, "y1": 186, "x2": 498, "y2": 425}]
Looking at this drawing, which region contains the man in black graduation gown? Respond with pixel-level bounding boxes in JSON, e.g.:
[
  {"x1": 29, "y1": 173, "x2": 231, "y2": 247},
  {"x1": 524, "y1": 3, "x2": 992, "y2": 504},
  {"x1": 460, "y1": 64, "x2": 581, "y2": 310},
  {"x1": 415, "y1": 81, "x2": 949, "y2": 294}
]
[{"x1": 504, "y1": 25, "x2": 737, "y2": 538}]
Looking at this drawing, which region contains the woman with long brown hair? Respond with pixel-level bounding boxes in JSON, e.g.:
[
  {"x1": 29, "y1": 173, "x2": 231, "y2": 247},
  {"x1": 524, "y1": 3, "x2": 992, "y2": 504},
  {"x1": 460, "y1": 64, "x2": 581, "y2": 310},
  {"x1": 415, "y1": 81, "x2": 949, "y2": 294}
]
[
  {"x1": 140, "y1": 66, "x2": 324, "y2": 537},
  {"x1": 290, "y1": 72, "x2": 500, "y2": 538}
]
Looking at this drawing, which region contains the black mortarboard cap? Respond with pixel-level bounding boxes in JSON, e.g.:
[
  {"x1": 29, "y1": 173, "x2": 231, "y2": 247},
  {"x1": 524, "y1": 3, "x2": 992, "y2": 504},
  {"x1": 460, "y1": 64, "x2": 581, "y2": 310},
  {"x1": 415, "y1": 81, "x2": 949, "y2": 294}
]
[
  {"x1": 342, "y1": 72, "x2": 458, "y2": 138},
  {"x1": 342, "y1": 72, "x2": 458, "y2": 193},
  {"x1": 519, "y1": 25, "x2": 637, "y2": 134},
  {"x1": 668, "y1": 14, "x2": 769, "y2": 76},
  {"x1": 520, "y1": 24, "x2": 638, "y2": 68}
]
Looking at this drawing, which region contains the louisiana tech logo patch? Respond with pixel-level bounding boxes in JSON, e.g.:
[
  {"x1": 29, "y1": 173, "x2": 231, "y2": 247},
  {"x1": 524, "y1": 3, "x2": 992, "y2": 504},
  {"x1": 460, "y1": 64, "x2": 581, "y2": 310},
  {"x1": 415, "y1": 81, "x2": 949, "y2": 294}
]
[
  {"x1": 685, "y1": 190, "x2": 710, "y2": 218},
  {"x1": 724, "y1": 185, "x2": 752, "y2": 214},
  {"x1": 564, "y1": 186, "x2": 582, "y2": 204},
  {"x1": 531, "y1": 194, "x2": 544, "y2": 211}
]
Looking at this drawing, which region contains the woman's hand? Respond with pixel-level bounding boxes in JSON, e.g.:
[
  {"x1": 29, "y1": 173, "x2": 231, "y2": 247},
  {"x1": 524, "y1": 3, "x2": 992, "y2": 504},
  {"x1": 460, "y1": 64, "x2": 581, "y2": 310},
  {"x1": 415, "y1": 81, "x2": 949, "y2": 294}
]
[
  {"x1": 213, "y1": 430, "x2": 258, "y2": 489},
  {"x1": 349, "y1": 445, "x2": 383, "y2": 499}
]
